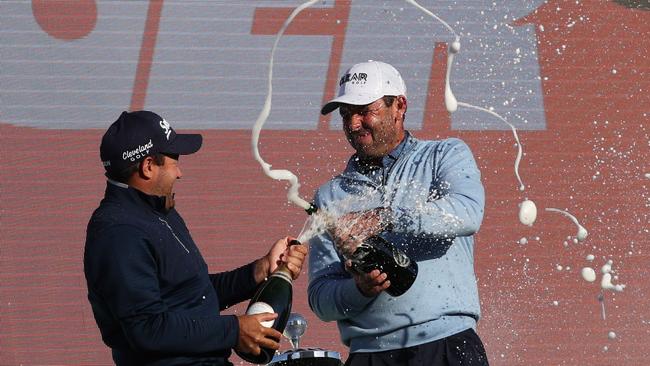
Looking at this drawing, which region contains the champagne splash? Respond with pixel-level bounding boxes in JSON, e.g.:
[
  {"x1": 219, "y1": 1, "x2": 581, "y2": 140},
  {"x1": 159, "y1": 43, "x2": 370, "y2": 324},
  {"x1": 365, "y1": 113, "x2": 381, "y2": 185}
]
[
  {"x1": 444, "y1": 38, "x2": 461, "y2": 113},
  {"x1": 544, "y1": 207, "x2": 589, "y2": 242},
  {"x1": 404, "y1": 0, "x2": 459, "y2": 38},
  {"x1": 297, "y1": 210, "x2": 333, "y2": 243},
  {"x1": 251, "y1": 0, "x2": 320, "y2": 211},
  {"x1": 457, "y1": 102, "x2": 526, "y2": 192},
  {"x1": 408, "y1": 0, "x2": 526, "y2": 192},
  {"x1": 404, "y1": 0, "x2": 460, "y2": 112}
]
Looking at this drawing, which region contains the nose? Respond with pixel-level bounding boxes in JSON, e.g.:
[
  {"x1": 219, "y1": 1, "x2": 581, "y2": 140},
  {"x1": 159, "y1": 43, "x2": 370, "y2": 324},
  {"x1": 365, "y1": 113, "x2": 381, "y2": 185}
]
[
  {"x1": 345, "y1": 113, "x2": 364, "y2": 132},
  {"x1": 176, "y1": 166, "x2": 183, "y2": 179}
]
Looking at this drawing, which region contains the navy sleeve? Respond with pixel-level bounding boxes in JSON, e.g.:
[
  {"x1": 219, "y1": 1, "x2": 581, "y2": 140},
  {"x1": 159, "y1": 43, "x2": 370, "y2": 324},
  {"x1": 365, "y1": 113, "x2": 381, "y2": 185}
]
[
  {"x1": 85, "y1": 225, "x2": 239, "y2": 354},
  {"x1": 209, "y1": 262, "x2": 259, "y2": 310}
]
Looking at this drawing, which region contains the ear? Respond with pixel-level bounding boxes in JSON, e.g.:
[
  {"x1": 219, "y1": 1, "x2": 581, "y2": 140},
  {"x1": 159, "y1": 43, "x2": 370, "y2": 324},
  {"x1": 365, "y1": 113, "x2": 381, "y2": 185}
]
[
  {"x1": 396, "y1": 95, "x2": 407, "y2": 116},
  {"x1": 394, "y1": 95, "x2": 408, "y2": 125},
  {"x1": 139, "y1": 156, "x2": 156, "y2": 180}
]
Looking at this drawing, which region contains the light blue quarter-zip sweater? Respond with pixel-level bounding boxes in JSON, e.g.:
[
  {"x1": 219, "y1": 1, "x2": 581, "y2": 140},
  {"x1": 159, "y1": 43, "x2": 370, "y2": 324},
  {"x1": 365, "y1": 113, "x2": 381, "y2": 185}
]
[{"x1": 307, "y1": 132, "x2": 485, "y2": 353}]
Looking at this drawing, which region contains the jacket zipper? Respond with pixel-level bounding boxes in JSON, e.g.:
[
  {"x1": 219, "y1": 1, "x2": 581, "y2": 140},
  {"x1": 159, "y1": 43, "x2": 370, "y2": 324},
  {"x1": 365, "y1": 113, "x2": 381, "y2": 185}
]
[{"x1": 158, "y1": 217, "x2": 190, "y2": 253}]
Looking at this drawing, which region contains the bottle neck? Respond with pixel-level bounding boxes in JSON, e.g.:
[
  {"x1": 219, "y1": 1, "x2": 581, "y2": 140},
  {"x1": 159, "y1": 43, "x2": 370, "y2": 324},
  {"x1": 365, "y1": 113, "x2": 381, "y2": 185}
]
[{"x1": 271, "y1": 264, "x2": 293, "y2": 283}]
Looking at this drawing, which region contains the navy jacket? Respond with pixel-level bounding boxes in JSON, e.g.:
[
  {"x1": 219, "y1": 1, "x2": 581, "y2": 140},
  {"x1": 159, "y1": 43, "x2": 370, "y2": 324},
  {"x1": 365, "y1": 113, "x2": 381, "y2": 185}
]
[{"x1": 84, "y1": 180, "x2": 258, "y2": 365}]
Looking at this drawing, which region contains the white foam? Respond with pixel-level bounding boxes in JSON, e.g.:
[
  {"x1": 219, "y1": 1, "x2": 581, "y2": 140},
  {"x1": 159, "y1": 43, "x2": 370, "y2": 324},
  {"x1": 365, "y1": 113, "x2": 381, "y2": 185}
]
[
  {"x1": 251, "y1": 0, "x2": 319, "y2": 211},
  {"x1": 444, "y1": 48, "x2": 459, "y2": 113},
  {"x1": 544, "y1": 208, "x2": 589, "y2": 242},
  {"x1": 458, "y1": 102, "x2": 526, "y2": 191},
  {"x1": 518, "y1": 199, "x2": 537, "y2": 226},
  {"x1": 599, "y1": 260, "x2": 626, "y2": 292},
  {"x1": 601, "y1": 273, "x2": 626, "y2": 292},
  {"x1": 581, "y1": 267, "x2": 596, "y2": 282},
  {"x1": 601, "y1": 260, "x2": 613, "y2": 274},
  {"x1": 404, "y1": 0, "x2": 458, "y2": 38}
]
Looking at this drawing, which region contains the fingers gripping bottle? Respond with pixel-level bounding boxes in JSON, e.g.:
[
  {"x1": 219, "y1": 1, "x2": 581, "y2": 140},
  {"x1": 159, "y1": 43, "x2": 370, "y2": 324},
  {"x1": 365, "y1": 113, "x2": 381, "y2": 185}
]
[
  {"x1": 235, "y1": 240, "x2": 299, "y2": 364},
  {"x1": 349, "y1": 235, "x2": 418, "y2": 297}
]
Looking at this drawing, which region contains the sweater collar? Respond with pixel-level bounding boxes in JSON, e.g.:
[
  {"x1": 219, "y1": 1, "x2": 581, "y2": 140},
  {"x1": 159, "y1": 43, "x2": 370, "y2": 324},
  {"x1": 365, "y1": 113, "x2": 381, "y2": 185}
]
[
  {"x1": 106, "y1": 179, "x2": 170, "y2": 214},
  {"x1": 347, "y1": 131, "x2": 415, "y2": 174}
]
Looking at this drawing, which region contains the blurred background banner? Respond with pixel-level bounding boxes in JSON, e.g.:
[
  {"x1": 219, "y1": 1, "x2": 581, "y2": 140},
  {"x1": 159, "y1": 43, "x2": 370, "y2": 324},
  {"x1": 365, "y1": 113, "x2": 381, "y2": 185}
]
[{"x1": 1, "y1": 1, "x2": 648, "y2": 364}]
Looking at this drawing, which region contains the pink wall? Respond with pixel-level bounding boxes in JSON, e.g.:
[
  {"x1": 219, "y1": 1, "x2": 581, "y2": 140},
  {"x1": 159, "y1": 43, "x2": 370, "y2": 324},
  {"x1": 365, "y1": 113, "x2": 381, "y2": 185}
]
[{"x1": 1, "y1": 1, "x2": 648, "y2": 364}]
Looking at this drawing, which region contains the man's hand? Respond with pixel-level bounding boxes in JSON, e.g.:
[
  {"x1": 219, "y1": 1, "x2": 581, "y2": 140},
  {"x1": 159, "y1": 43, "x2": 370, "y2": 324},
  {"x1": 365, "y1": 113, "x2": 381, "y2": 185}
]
[
  {"x1": 235, "y1": 313, "x2": 281, "y2": 356},
  {"x1": 255, "y1": 237, "x2": 308, "y2": 283},
  {"x1": 329, "y1": 208, "x2": 392, "y2": 258},
  {"x1": 345, "y1": 260, "x2": 390, "y2": 297}
]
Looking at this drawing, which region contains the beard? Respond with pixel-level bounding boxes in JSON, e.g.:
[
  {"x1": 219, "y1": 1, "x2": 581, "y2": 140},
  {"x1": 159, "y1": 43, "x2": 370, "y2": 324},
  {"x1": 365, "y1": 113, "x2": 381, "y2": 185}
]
[{"x1": 347, "y1": 123, "x2": 401, "y2": 159}]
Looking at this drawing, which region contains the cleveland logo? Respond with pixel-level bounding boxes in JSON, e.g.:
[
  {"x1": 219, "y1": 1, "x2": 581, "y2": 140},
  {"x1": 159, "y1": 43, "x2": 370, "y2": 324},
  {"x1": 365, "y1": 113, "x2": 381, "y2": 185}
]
[
  {"x1": 122, "y1": 139, "x2": 154, "y2": 161},
  {"x1": 339, "y1": 72, "x2": 368, "y2": 86}
]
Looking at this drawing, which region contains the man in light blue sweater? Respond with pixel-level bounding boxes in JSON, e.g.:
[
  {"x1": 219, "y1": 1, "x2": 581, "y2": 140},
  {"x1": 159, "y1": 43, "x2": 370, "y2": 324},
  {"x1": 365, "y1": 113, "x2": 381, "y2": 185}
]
[{"x1": 308, "y1": 61, "x2": 489, "y2": 365}]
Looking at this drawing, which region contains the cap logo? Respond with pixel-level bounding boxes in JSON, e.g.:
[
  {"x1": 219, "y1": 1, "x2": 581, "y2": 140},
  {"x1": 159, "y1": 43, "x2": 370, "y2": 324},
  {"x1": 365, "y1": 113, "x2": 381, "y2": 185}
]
[
  {"x1": 339, "y1": 72, "x2": 368, "y2": 86},
  {"x1": 159, "y1": 119, "x2": 171, "y2": 140},
  {"x1": 122, "y1": 139, "x2": 154, "y2": 162}
]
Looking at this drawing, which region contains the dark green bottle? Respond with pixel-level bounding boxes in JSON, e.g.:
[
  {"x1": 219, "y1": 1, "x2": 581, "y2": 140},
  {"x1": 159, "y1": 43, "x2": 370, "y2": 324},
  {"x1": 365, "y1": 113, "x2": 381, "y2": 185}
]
[
  {"x1": 236, "y1": 246, "x2": 296, "y2": 364},
  {"x1": 349, "y1": 235, "x2": 418, "y2": 297}
]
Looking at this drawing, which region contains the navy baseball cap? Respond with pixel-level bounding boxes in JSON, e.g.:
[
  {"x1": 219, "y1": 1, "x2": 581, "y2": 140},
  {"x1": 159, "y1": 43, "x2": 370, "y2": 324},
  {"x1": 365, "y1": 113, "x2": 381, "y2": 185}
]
[{"x1": 100, "y1": 111, "x2": 202, "y2": 175}]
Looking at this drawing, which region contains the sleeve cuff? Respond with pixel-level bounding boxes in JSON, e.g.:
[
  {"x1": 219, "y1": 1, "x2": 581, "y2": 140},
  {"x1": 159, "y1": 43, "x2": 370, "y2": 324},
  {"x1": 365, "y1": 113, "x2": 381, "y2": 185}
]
[{"x1": 223, "y1": 314, "x2": 240, "y2": 349}]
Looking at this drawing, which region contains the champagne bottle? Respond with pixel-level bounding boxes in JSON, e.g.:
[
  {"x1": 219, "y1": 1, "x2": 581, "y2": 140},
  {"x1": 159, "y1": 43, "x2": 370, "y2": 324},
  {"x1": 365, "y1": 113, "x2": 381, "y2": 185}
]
[
  {"x1": 304, "y1": 205, "x2": 418, "y2": 297},
  {"x1": 349, "y1": 235, "x2": 418, "y2": 297},
  {"x1": 235, "y1": 240, "x2": 299, "y2": 364}
]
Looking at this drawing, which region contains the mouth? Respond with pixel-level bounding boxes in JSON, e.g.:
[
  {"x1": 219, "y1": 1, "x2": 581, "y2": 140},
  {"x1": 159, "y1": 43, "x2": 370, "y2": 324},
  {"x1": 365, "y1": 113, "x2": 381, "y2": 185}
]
[{"x1": 350, "y1": 130, "x2": 372, "y2": 144}]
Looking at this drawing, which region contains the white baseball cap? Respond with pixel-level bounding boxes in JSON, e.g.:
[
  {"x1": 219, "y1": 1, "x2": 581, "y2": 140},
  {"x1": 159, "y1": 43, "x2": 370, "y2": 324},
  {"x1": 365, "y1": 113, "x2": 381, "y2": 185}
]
[{"x1": 321, "y1": 60, "x2": 407, "y2": 115}]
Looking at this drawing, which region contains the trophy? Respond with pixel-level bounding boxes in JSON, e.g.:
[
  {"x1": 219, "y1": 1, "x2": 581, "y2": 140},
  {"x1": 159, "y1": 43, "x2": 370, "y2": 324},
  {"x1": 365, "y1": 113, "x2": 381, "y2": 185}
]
[
  {"x1": 269, "y1": 313, "x2": 342, "y2": 366},
  {"x1": 283, "y1": 313, "x2": 307, "y2": 349}
]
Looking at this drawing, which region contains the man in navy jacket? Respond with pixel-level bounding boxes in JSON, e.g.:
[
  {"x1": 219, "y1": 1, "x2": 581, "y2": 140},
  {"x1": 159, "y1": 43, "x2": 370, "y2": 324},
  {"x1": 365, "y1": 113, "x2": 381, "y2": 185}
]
[{"x1": 84, "y1": 111, "x2": 307, "y2": 365}]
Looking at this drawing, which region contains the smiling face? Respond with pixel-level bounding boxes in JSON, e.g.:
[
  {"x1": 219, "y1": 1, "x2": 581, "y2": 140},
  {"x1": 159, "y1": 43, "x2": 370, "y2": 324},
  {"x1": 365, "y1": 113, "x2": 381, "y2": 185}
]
[
  {"x1": 339, "y1": 95, "x2": 407, "y2": 160},
  {"x1": 146, "y1": 154, "x2": 182, "y2": 210}
]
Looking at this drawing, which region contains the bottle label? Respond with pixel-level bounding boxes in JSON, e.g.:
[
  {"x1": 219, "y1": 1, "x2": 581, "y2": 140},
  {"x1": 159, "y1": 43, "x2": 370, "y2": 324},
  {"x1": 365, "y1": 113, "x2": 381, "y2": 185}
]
[
  {"x1": 392, "y1": 247, "x2": 411, "y2": 268},
  {"x1": 247, "y1": 301, "x2": 275, "y2": 328}
]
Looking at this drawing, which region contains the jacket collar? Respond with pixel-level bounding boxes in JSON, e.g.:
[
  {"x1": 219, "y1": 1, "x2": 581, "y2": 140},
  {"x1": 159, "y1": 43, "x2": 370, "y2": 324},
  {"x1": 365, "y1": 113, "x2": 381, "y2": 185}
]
[{"x1": 106, "y1": 179, "x2": 169, "y2": 214}]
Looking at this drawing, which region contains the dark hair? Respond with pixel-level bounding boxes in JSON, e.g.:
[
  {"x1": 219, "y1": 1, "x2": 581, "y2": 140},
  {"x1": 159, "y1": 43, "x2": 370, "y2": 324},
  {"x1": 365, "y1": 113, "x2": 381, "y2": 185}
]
[
  {"x1": 382, "y1": 95, "x2": 396, "y2": 107},
  {"x1": 106, "y1": 153, "x2": 166, "y2": 183},
  {"x1": 382, "y1": 95, "x2": 406, "y2": 121}
]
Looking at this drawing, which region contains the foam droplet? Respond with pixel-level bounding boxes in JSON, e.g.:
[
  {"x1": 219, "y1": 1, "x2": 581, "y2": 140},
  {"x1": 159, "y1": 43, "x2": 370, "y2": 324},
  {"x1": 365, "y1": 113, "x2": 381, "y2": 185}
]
[
  {"x1": 518, "y1": 200, "x2": 537, "y2": 226},
  {"x1": 576, "y1": 226, "x2": 588, "y2": 241},
  {"x1": 450, "y1": 41, "x2": 461, "y2": 54},
  {"x1": 608, "y1": 331, "x2": 616, "y2": 339},
  {"x1": 581, "y1": 267, "x2": 596, "y2": 282}
]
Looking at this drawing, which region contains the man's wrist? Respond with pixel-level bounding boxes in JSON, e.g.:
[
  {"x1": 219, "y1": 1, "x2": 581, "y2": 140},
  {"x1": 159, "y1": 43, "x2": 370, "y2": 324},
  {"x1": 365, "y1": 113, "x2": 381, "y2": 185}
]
[{"x1": 253, "y1": 257, "x2": 271, "y2": 284}]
